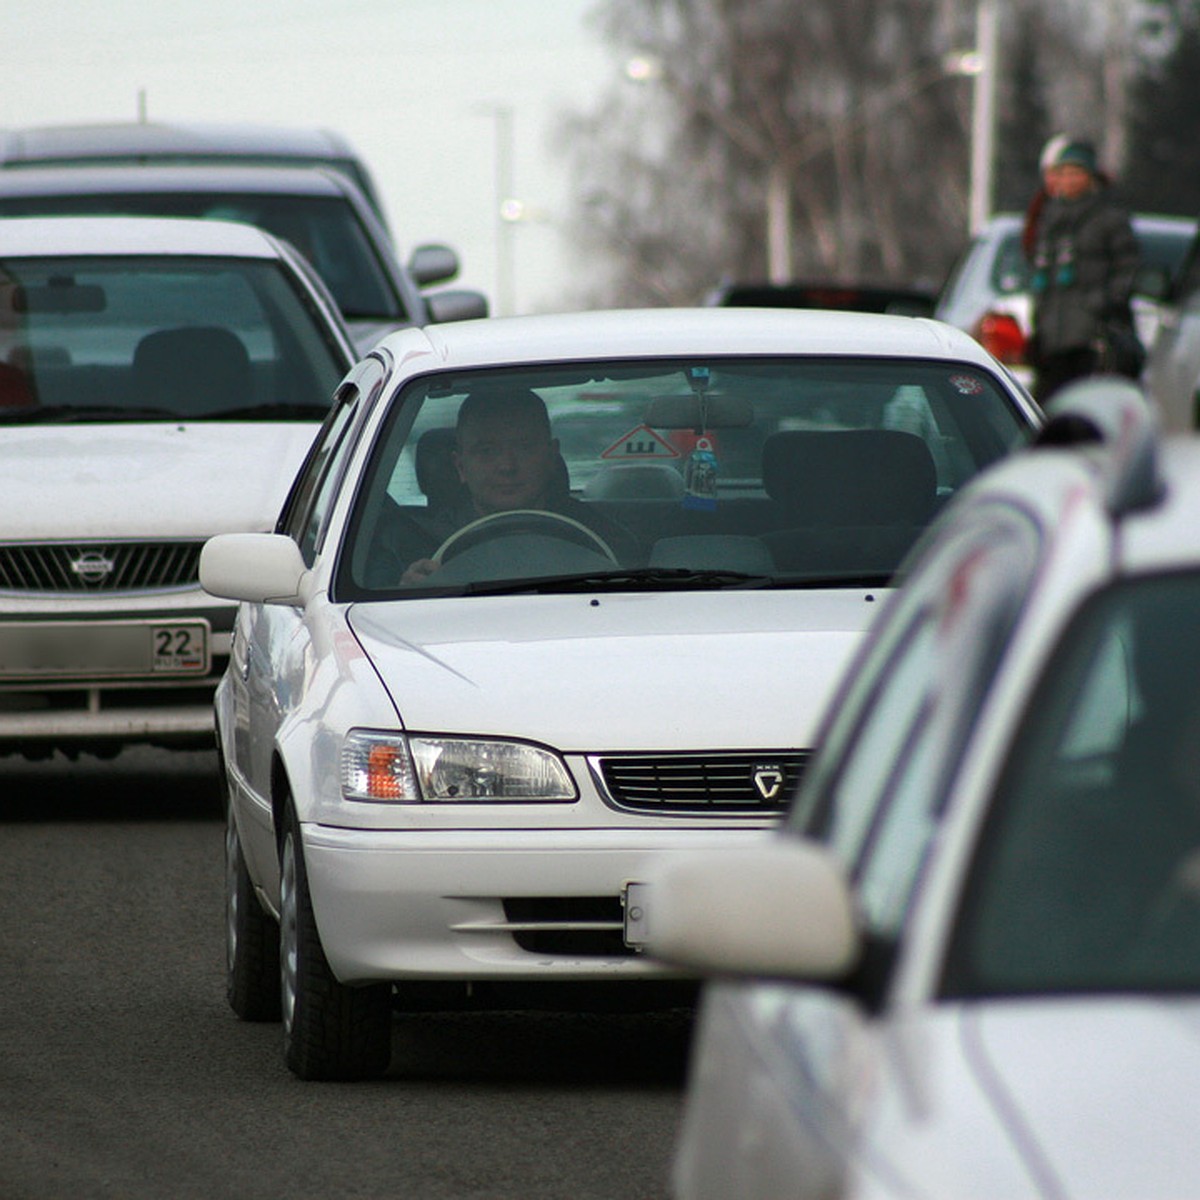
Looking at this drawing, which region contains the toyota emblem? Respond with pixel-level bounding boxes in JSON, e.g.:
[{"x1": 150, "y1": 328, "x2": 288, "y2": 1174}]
[{"x1": 752, "y1": 765, "x2": 785, "y2": 801}]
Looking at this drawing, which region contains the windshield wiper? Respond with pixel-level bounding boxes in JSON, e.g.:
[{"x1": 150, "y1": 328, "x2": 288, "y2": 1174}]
[
  {"x1": 193, "y1": 402, "x2": 331, "y2": 421},
  {"x1": 452, "y1": 566, "x2": 898, "y2": 597},
  {"x1": 460, "y1": 567, "x2": 781, "y2": 596},
  {"x1": 0, "y1": 404, "x2": 179, "y2": 424}
]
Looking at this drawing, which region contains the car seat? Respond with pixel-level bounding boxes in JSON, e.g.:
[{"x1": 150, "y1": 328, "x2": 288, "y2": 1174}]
[
  {"x1": 760, "y1": 429, "x2": 937, "y2": 575},
  {"x1": 132, "y1": 325, "x2": 252, "y2": 416}
]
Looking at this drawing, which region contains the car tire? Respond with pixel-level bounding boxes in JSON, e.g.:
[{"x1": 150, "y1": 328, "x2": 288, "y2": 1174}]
[
  {"x1": 225, "y1": 799, "x2": 281, "y2": 1021},
  {"x1": 278, "y1": 801, "x2": 392, "y2": 1080}
]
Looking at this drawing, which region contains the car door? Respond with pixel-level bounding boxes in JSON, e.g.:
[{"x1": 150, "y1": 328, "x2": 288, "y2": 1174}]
[
  {"x1": 1146, "y1": 229, "x2": 1200, "y2": 431},
  {"x1": 675, "y1": 503, "x2": 1043, "y2": 1200},
  {"x1": 229, "y1": 356, "x2": 385, "y2": 826}
]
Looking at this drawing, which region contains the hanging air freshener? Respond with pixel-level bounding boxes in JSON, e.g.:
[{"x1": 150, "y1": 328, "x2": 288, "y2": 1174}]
[{"x1": 683, "y1": 435, "x2": 718, "y2": 511}]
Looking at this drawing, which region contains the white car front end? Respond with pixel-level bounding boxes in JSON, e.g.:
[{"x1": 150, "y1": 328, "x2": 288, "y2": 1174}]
[
  {"x1": 0, "y1": 422, "x2": 320, "y2": 753},
  {"x1": 225, "y1": 588, "x2": 872, "y2": 981},
  {"x1": 0, "y1": 214, "x2": 355, "y2": 757}
]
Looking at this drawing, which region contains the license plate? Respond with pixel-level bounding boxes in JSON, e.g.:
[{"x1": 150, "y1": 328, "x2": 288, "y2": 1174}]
[
  {"x1": 0, "y1": 620, "x2": 210, "y2": 679},
  {"x1": 622, "y1": 881, "x2": 650, "y2": 949}
]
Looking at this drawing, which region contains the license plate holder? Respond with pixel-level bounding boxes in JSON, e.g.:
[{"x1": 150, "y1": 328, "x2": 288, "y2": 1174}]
[
  {"x1": 0, "y1": 619, "x2": 210, "y2": 679},
  {"x1": 622, "y1": 881, "x2": 650, "y2": 949}
]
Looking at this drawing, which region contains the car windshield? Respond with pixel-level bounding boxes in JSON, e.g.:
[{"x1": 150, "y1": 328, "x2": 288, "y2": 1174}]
[
  {"x1": 339, "y1": 357, "x2": 1032, "y2": 598},
  {"x1": 0, "y1": 255, "x2": 347, "y2": 421},
  {"x1": 943, "y1": 571, "x2": 1200, "y2": 998},
  {"x1": 989, "y1": 225, "x2": 1194, "y2": 297},
  {"x1": 0, "y1": 193, "x2": 403, "y2": 321}
]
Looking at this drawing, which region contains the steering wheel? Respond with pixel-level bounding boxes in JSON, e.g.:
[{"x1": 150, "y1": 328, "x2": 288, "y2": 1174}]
[{"x1": 434, "y1": 508, "x2": 618, "y2": 565}]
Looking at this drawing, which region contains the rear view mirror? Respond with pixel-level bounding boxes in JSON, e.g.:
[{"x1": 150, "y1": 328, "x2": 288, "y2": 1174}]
[
  {"x1": 9, "y1": 280, "x2": 107, "y2": 315},
  {"x1": 645, "y1": 393, "x2": 754, "y2": 429}
]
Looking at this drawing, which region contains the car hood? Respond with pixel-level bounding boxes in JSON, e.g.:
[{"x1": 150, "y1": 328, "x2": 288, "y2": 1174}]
[
  {"x1": 0, "y1": 422, "x2": 318, "y2": 539},
  {"x1": 873, "y1": 999, "x2": 1200, "y2": 1199},
  {"x1": 347, "y1": 590, "x2": 878, "y2": 751}
]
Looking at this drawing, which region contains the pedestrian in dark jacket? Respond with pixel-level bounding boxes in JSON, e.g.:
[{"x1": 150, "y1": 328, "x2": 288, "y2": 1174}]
[{"x1": 1025, "y1": 136, "x2": 1142, "y2": 404}]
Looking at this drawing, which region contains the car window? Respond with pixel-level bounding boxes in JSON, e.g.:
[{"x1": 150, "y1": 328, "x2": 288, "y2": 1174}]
[
  {"x1": 0, "y1": 193, "x2": 404, "y2": 321},
  {"x1": 1137, "y1": 228, "x2": 1195, "y2": 288},
  {"x1": 0, "y1": 254, "x2": 346, "y2": 420},
  {"x1": 336, "y1": 357, "x2": 1033, "y2": 598},
  {"x1": 943, "y1": 570, "x2": 1200, "y2": 998},
  {"x1": 987, "y1": 224, "x2": 1193, "y2": 299},
  {"x1": 282, "y1": 357, "x2": 385, "y2": 564},
  {"x1": 989, "y1": 232, "x2": 1030, "y2": 295},
  {"x1": 789, "y1": 506, "x2": 1041, "y2": 945},
  {"x1": 1170, "y1": 231, "x2": 1200, "y2": 304}
]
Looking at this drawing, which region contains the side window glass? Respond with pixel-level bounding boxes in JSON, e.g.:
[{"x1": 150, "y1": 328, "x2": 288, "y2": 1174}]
[
  {"x1": 792, "y1": 507, "x2": 1041, "y2": 943},
  {"x1": 285, "y1": 358, "x2": 385, "y2": 564}
]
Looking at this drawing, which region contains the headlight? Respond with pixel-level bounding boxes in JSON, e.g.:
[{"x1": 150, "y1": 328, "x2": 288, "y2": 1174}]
[{"x1": 341, "y1": 730, "x2": 576, "y2": 802}]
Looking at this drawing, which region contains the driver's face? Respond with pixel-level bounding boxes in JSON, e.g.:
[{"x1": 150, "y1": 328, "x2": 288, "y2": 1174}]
[{"x1": 455, "y1": 411, "x2": 559, "y2": 515}]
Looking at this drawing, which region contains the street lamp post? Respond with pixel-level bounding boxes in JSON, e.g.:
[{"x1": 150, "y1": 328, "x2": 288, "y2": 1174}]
[
  {"x1": 968, "y1": 0, "x2": 998, "y2": 235},
  {"x1": 491, "y1": 104, "x2": 517, "y2": 317}
]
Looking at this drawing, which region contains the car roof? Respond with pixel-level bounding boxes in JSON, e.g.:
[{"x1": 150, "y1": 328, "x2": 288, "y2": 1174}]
[
  {"x1": 380, "y1": 307, "x2": 1008, "y2": 369},
  {"x1": 0, "y1": 121, "x2": 358, "y2": 165},
  {"x1": 981, "y1": 210, "x2": 1196, "y2": 239},
  {"x1": 949, "y1": 378, "x2": 1200, "y2": 577},
  {"x1": 0, "y1": 214, "x2": 285, "y2": 258},
  {"x1": 0, "y1": 162, "x2": 359, "y2": 200}
]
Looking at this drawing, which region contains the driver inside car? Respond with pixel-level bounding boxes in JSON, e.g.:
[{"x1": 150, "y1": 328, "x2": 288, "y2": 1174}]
[{"x1": 398, "y1": 389, "x2": 636, "y2": 585}]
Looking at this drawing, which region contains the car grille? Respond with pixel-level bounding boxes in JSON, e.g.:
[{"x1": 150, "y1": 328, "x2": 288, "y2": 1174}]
[
  {"x1": 502, "y1": 897, "x2": 630, "y2": 957},
  {"x1": 0, "y1": 541, "x2": 203, "y2": 593},
  {"x1": 594, "y1": 751, "x2": 808, "y2": 814}
]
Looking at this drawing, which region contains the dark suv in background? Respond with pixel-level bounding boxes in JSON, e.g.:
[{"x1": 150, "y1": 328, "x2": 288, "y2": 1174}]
[
  {"x1": 0, "y1": 120, "x2": 390, "y2": 224},
  {"x1": 0, "y1": 123, "x2": 489, "y2": 349}
]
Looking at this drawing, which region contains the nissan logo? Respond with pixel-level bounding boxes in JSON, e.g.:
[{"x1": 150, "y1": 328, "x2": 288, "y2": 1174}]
[
  {"x1": 70, "y1": 551, "x2": 116, "y2": 585},
  {"x1": 752, "y1": 765, "x2": 786, "y2": 801}
]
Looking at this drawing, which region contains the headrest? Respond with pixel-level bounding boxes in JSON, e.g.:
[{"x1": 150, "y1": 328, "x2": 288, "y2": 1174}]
[
  {"x1": 762, "y1": 429, "x2": 936, "y2": 525},
  {"x1": 133, "y1": 326, "x2": 251, "y2": 412},
  {"x1": 583, "y1": 462, "x2": 685, "y2": 501},
  {"x1": 0, "y1": 361, "x2": 35, "y2": 408}
]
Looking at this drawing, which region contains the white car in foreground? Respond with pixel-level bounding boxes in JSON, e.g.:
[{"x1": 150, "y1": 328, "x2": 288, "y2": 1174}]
[
  {"x1": 0, "y1": 216, "x2": 355, "y2": 759},
  {"x1": 200, "y1": 307, "x2": 1039, "y2": 1079},
  {"x1": 647, "y1": 379, "x2": 1200, "y2": 1199}
]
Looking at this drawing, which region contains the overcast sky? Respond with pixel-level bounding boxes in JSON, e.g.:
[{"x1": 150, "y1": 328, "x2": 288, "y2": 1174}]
[{"x1": 3, "y1": 0, "x2": 614, "y2": 314}]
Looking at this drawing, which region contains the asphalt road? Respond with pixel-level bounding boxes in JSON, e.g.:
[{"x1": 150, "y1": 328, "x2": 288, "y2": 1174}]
[{"x1": 0, "y1": 748, "x2": 692, "y2": 1200}]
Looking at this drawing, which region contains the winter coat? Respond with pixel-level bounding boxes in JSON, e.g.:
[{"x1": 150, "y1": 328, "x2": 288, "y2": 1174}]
[{"x1": 1028, "y1": 188, "x2": 1140, "y2": 360}]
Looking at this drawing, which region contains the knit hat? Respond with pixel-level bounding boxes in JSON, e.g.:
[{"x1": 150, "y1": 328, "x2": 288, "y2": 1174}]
[{"x1": 1040, "y1": 134, "x2": 1097, "y2": 175}]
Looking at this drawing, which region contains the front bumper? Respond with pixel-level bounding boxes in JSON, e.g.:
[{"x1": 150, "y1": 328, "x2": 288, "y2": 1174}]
[
  {"x1": 303, "y1": 822, "x2": 774, "y2": 984},
  {"x1": 0, "y1": 603, "x2": 231, "y2": 754}
]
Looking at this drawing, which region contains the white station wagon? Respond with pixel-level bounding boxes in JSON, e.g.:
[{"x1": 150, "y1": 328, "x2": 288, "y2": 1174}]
[
  {"x1": 647, "y1": 379, "x2": 1200, "y2": 1199},
  {"x1": 199, "y1": 307, "x2": 1040, "y2": 1079},
  {"x1": 0, "y1": 216, "x2": 355, "y2": 759}
]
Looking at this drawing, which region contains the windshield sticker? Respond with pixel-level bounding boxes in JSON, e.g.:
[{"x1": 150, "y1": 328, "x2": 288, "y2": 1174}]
[
  {"x1": 601, "y1": 424, "x2": 681, "y2": 460},
  {"x1": 950, "y1": 374, "x2": 984, "y2": 395}
]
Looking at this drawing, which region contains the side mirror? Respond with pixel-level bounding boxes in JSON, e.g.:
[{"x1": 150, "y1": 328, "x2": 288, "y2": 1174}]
[
  {"x1": 425, "y1": 288, "x2": 489, "y2": 324},
  {"x1": 643, "y1": 838, "x2": 860, "y2": 980},
  {"x1": 200, "y1": 533, "x2": 310, "y2": 605},
  {"x1": 408, "y1": 243, "x2": 460, "y2": 287}
]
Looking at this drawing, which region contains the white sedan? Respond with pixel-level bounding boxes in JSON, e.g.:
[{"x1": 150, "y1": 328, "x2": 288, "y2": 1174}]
[
  {"x1": 0, "y1": 216, "x2": 355, "y2": 759},
  {"x1": 647, "y1": 379, "x2": 1200, "y2": 1199},
  {"x1": 200, "y1": 306, "x2": 1040, "y2": 1079}
]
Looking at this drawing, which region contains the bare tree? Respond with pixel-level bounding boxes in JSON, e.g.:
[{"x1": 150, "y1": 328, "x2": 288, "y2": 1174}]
[{"x1": 557, "y1": 0, "x2": 978, "y2": 307}]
